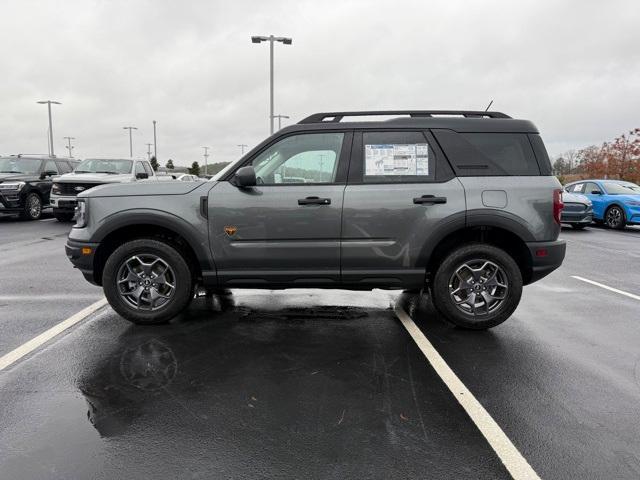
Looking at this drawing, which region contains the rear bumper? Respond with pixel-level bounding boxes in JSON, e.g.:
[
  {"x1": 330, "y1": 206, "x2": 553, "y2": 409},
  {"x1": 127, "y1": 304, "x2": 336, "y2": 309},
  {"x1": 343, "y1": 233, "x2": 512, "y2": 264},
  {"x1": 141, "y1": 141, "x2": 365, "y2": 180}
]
[
  {"x1": 65, "y1": 239, "x2": 100, "y2": 285},
  {"x1": 525, "y1": 239, "x2": 566, "y2": 284}
]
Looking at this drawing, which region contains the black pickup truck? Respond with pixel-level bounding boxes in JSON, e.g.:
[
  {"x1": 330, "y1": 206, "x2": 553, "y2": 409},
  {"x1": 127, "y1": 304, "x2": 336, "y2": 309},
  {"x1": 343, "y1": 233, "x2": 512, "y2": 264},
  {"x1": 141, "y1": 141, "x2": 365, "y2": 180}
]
[{"x1": 0, "y1": 155, "x2": 78, "y2": 220}]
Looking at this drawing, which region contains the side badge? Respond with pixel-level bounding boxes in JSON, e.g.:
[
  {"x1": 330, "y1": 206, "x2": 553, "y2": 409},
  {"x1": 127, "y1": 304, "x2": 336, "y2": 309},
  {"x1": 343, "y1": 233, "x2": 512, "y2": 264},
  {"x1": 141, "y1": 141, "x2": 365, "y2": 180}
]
[{"x1": 224, "y1": 226, "x2": 237, "y2": 236}]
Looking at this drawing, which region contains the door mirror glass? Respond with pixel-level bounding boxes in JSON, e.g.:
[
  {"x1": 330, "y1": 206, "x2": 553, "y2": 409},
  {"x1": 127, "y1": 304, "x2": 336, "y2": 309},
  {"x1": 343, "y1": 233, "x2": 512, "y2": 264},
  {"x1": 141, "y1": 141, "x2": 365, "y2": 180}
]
[
  {"x1": 233, "y1": 166, "x2": 257, "y2": 187},
  {"x1": 591, "y1": 190, "x2": 601, "y2": 195},
  {"x1": 136, "y1": 172, "x2": 149, "y2": 179}
]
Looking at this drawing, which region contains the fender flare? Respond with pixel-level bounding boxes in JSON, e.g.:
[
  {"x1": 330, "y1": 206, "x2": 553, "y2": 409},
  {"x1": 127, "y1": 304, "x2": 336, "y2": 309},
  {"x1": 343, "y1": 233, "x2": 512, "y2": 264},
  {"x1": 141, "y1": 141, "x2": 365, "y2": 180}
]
[{"x1": 92, "y1": 209, "x2": 214, "y2": 272}]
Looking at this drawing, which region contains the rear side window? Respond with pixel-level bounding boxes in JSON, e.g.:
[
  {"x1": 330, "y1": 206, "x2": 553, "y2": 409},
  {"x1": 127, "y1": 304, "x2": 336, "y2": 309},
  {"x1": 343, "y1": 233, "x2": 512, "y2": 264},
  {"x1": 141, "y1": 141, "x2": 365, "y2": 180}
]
[
  {"x1": 432, "y1": 130, "x2": 540, "y2": 176},
  {"x1": 361, "y1": 131, "x2": 435, "y2": 183}
]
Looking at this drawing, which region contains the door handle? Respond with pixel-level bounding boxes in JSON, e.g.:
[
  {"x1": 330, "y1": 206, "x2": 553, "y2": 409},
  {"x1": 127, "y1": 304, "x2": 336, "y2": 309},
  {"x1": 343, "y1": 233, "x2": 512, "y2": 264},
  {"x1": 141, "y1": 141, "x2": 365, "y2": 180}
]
[
  {"x1": 298, "y1": 196, "x2": 331, "y2": 206},
  {"x1": 413, "y1": 195, "x2": 447, "y2": 205}
]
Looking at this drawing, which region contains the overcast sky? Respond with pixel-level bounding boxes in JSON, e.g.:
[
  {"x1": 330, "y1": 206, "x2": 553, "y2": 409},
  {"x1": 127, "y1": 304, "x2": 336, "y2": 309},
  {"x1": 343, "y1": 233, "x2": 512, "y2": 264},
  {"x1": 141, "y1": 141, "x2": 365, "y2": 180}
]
[{"x1": 1, "y1": 0, "x2": 639, "y2": 167}]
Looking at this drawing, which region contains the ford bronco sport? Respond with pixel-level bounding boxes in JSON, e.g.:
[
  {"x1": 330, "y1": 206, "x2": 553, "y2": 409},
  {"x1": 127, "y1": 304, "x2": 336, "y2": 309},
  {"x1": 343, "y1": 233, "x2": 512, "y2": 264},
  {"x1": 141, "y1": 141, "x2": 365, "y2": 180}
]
[{"x1": 66, "y1": 110, "x2": 566, "y2": 329}]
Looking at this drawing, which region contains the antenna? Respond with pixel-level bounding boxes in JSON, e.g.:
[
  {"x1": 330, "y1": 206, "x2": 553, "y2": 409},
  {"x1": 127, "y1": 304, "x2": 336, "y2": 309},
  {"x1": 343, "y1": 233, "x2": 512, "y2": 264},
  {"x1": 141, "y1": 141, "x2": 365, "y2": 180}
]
[{"x1": 484, "y1": 100, "x2": 494, "y2": 112}]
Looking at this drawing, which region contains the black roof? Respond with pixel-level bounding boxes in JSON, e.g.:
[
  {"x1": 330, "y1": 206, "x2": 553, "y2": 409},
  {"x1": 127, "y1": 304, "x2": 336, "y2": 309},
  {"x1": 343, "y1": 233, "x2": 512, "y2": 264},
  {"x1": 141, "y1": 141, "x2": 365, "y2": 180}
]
[{"x1": 282, "y1": 110, "x2": 538, "y2": 133}]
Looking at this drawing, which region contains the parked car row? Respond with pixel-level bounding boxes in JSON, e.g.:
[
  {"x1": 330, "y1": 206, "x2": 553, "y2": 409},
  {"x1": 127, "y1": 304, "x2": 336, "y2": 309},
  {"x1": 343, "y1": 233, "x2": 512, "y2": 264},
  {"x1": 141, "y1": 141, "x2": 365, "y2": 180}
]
[
  {"x1": 561, "y1": 179, "x2": 640, "y2": 230},
  {"x1": 0, "y1": 154, "x2": 204, "y2": 221}
]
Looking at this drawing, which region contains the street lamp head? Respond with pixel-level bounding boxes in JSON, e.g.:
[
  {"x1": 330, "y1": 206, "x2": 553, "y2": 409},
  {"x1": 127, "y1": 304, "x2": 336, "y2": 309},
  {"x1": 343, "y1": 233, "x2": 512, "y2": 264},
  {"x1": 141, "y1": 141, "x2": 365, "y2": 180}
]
[
  {"x1": 37, "y1": 100, "x2": 61, "y2": 105},
  {"x1": 280, "y1": 37, "x2": 293, "y2": 45},
  {"x1": 251, "y1": 36, "x2": 266, "y2": 43}
]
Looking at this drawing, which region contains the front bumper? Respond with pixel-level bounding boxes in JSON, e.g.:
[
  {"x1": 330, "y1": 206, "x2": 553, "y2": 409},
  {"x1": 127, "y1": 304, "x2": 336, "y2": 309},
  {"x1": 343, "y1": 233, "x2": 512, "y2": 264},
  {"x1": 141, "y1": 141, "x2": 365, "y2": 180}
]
[
  {"x1": 65, "y1": 239, "x2": 100, "y2": 285},
  {"x1": 561, "y1": 212, "x2": 593, "y2": 225},
  {"x1": 50, "y1": 195, "x2": 78, "y2": 212},
  {"x1": 525, "y1": 239, "x2": 566, "y2": 284},
  {"x1": 0, "y1": 191, "x2": 23, "y2": 212}
]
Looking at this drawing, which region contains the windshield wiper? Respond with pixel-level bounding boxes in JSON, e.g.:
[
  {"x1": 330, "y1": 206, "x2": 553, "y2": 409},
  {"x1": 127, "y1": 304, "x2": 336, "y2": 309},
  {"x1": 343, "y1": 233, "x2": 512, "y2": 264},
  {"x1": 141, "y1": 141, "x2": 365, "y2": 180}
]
[
  {"x1": 0, "y1": 170, "x2": 22, "y2": 173},
  {"x1": 95, "y1": 171, "x2": 119, "y2": 174},
  {"x1": 74, "y1": 170, "x2": 91, "y2": 173}
]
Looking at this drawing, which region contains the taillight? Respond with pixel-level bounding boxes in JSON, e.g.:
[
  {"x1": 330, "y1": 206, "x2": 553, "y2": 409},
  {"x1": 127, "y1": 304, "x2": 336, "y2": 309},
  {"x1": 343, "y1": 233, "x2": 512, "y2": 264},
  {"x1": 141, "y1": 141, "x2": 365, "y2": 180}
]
[{"x1": 553, "y1": 189, "x2": 563, "y2": 225}]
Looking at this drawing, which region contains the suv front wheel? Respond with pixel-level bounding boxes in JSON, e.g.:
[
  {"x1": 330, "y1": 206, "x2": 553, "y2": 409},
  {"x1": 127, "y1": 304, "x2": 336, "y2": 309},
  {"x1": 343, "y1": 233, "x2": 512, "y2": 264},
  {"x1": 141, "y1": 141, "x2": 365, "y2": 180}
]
[
  {"x1": 103, "y1": 239, "x2": 194, "y2": 324},
  {"x1": 432, "y1": 244, "x2": 523, "y2": 330}
]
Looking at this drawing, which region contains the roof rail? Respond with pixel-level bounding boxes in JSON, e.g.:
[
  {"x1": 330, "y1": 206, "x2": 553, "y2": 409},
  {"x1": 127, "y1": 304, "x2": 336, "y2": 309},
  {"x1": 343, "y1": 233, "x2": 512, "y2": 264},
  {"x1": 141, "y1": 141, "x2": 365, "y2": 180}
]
[{"x1": 298, "y1": 110, "x2": 511, "y2": 124}]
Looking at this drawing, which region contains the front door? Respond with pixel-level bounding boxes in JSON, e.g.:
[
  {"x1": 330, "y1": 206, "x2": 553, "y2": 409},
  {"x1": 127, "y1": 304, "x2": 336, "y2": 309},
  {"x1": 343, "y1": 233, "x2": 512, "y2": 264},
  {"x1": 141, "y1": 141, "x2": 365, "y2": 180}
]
[
  {"x1": 341, "y1": 130, "x2": 466, "y2": 288},
  {"x1": 208, "y1": 131, "x2": 351, "y2": 287}
]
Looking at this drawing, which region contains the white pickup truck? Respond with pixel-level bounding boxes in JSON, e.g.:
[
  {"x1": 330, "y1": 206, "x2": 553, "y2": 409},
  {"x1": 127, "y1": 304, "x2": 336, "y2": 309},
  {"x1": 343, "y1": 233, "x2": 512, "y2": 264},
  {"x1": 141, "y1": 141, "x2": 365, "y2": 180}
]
[{"x1": 50, "y1": 158, "x2": 158, "y2": 221}]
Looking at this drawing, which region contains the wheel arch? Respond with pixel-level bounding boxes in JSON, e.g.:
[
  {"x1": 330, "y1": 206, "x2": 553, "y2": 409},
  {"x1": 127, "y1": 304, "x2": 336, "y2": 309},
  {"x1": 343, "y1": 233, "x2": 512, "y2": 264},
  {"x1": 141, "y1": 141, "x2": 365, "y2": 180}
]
[
  {"x1": 424, "y1": 223, "x2": 533, "y2": 286},
  {"x1": 91, "y1": 210, "x2": 214, "y2": 286}
]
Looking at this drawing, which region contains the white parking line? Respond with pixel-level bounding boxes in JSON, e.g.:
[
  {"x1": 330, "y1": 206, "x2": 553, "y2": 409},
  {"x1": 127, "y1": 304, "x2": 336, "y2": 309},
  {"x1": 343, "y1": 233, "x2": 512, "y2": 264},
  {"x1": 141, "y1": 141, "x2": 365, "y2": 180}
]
[
  {"x1": 395, "y1": 306, "x2": 541, "y2": 480},
  {"x1": 39, "y1": 218, "x2": 56, "y2": 222},
  {"x1": 572, "y1": 276, "x2": 640, "y2": 301},
  {"x1": 0, "y1": 298, "x2": 108, "y2": 372}
]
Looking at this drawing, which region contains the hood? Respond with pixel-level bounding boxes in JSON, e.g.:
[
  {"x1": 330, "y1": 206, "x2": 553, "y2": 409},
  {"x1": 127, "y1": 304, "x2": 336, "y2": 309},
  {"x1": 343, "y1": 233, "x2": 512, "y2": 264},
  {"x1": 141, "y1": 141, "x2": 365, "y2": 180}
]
[
  {"x1": 0, "y1": 172, "x2": 39, "y2": 182},
  {"x1": 562, "y1": 192, "x2": 591, "y2": 204},
  {"x1": 55, "y1": 172, "x2": 133, "y2": 183},
  {"x1": 79, "y1": 180, "x2": 213, "y2": 198}
]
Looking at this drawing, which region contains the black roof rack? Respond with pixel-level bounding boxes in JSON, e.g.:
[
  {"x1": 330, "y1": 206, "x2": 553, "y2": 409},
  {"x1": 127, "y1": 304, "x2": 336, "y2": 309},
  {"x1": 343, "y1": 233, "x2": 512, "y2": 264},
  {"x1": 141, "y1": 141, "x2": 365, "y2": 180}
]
[{"x1": 298, "y1": 110, "x2": 511, "y2": 124}]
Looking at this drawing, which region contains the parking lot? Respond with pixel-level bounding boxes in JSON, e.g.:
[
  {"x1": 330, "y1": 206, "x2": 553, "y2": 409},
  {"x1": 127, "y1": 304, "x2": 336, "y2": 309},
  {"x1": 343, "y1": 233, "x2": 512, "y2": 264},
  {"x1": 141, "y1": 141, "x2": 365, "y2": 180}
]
[{"x1": 1, "y1": 215, "x2": 639, "y2": 479}]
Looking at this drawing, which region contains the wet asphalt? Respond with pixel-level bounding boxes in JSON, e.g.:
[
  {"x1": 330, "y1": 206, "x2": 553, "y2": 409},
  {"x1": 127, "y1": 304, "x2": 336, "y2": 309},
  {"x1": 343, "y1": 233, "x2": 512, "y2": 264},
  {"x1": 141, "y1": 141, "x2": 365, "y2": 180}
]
[{"x1": 1, "y1": 217, "x2": 639, "y2": 479}]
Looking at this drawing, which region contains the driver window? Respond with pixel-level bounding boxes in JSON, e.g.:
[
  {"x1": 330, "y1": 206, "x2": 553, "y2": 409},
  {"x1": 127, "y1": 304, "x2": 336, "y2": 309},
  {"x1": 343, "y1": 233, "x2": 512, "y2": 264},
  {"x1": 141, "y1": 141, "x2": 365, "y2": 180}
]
[
  {"x1": 250, "y1": 132, "x2": 344, "y2": 185},
  {"x1": 44, "y1": 160, "x2": 59, "y2": 174}
]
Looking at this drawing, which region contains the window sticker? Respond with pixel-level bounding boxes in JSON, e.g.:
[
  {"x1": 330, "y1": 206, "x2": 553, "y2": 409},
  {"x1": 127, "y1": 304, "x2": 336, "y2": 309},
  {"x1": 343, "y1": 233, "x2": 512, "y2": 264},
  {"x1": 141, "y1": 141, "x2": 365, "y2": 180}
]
[{"x1": 365, "y1": 143, "x2": 429, "y2": 176}]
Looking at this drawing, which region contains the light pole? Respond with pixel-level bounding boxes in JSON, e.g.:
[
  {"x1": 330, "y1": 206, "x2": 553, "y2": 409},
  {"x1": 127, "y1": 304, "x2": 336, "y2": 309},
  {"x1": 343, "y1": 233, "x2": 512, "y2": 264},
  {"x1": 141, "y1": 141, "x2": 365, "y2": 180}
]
[
  {"x1": 146, "y1": 143, "x2": 153, "y2": 160},
  {"x1": 202, "y1": 146, "x2": 210, "y2": 175},
  {"x1": 273, "y1": 114, "x2": 290, "y2": 130},
  {"x1": 64, "y1": 136, "x2": 75, "y2": 158},
  {"x1": 237, "y1": 144, "x2": 248, "y2": 155},
  {"x1": 251, "y1": 35, "x2": 292, "y2": 135},
  {"x1": 152, "y1": 120, "x2": 157, "y2": 158},
  {"x1": 37, "y1": 100, "x2": 61, "y2": 157},
  {"x1": 123, "y1": 126, "x2": 138, "y2": 157}
]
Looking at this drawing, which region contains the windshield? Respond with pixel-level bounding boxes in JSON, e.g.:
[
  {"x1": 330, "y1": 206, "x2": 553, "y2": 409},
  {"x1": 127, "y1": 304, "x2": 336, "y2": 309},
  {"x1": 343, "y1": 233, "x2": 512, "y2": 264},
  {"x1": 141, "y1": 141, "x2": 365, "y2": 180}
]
[
  {"x1": 0, "y1": 157, "x2": 42, "y2": 174},
  {"x1": 602, "y1": 182, "x2": 640, "y2": 195},
  {"x1": 75, "y1": 158, "x2": 132, "y2": 174}
]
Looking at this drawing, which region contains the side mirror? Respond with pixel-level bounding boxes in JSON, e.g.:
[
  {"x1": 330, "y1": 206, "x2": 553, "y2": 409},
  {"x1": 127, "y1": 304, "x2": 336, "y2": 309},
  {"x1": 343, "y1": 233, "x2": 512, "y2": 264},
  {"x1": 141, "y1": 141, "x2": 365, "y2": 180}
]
[
  {"x1": 136, "y1": 172, "x2": 149, "y2": 180},
  {"x1": 233, "y1": 166, "x2": 257, "y2": 187},
  {"x1": 591, "y1": 190, "x2": 601, "y2": 195},
  {"x1": 41, "y1": 170, "x2": 57, "y2": 179}
]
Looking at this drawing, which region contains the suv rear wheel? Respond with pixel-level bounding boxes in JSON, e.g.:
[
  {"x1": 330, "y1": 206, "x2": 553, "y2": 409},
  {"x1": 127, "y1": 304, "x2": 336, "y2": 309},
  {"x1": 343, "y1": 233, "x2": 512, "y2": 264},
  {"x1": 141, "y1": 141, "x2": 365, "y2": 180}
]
[
  {"x1": 102, "y1": 239, "x2": 194, "y2": 324},
  {"x1": 432, "y1": 244, "x2": 523, "y2": 330}
]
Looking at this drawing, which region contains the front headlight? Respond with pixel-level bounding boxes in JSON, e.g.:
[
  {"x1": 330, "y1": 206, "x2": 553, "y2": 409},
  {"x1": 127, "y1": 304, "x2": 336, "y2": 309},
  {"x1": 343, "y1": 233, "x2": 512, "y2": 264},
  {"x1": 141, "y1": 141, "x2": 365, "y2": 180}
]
[
  {"x1": 74, "y1": 199, "x2": 88, "y2": 228},
  {"x1": 0, "y1": 181, "x2": 26, "y2": 191},
  {"x1": 51, "y1": 183, "x2": 61, "y2": 195}
]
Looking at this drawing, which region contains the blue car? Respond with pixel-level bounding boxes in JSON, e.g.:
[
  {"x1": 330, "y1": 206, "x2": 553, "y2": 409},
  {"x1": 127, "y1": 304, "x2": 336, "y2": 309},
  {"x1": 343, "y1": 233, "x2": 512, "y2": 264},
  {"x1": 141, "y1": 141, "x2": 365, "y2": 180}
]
[{"x1": 564, "y1": 179, "x2": 640, "y2": 229}]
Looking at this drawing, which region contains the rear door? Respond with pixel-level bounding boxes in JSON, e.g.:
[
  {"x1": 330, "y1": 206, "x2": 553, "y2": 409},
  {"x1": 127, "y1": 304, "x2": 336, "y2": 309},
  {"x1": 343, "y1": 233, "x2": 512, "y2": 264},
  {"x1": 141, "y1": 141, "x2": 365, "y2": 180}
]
[
  {"x1": 208, "y1": 131, "x2": 351, "y2": 287},
  {"x1": 341, "y1": 130, "x2": 465, "y2": 288}
]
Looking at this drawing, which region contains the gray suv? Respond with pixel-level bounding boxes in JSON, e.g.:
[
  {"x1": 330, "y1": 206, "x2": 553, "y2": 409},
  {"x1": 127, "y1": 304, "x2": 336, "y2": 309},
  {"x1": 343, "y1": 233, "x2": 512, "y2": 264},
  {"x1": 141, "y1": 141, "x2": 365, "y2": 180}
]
[{"x1": 66, "y1": 110, "x2": 566, "y2": 329}]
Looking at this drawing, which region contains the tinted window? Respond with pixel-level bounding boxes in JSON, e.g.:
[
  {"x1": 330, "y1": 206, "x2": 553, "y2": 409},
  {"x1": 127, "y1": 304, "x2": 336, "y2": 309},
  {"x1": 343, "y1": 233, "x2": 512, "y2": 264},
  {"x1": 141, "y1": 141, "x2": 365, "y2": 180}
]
[
  {"x1": 250, "y1": 132, "x2": 344, "y2": 185},
  {"x1": 56, "y1": 160, "x2": 72, "y2": 173},
  {"x1": 433, "y1": 130, "x2": 539, "y2": 176},
  {"x1": 361, "y1": 131, "x2": 435, "y2": 183},
  {"x1": 528, "y1": 134, "x2": 552, "y2": 175},
  {"x1": 44, "y1": 160, "x2": 59, "y2": 174}
]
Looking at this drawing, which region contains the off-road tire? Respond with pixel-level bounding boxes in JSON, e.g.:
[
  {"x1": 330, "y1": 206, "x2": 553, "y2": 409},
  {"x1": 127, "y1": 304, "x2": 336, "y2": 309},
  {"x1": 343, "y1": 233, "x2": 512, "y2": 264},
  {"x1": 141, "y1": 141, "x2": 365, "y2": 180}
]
[
  {"x1": 103, "y1": 239, "x2": 194, "y2": 325},
  {"x1": 432, "y1": 243, "x2": 523, "y2": 330}
]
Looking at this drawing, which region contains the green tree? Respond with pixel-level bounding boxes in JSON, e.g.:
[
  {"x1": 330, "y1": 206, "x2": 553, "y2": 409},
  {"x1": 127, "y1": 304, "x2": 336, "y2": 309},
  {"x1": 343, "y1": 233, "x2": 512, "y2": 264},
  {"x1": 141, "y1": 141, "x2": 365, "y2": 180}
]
[
  {"x1": 150, "y1": 156, "x2": 159, "y2": 171},
  {"x1": 189, "y1": 161, "x2": 201, "y2": 176},
  {"x1": 165, "y1": 159, "x2": 174, "y2": 170}
]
